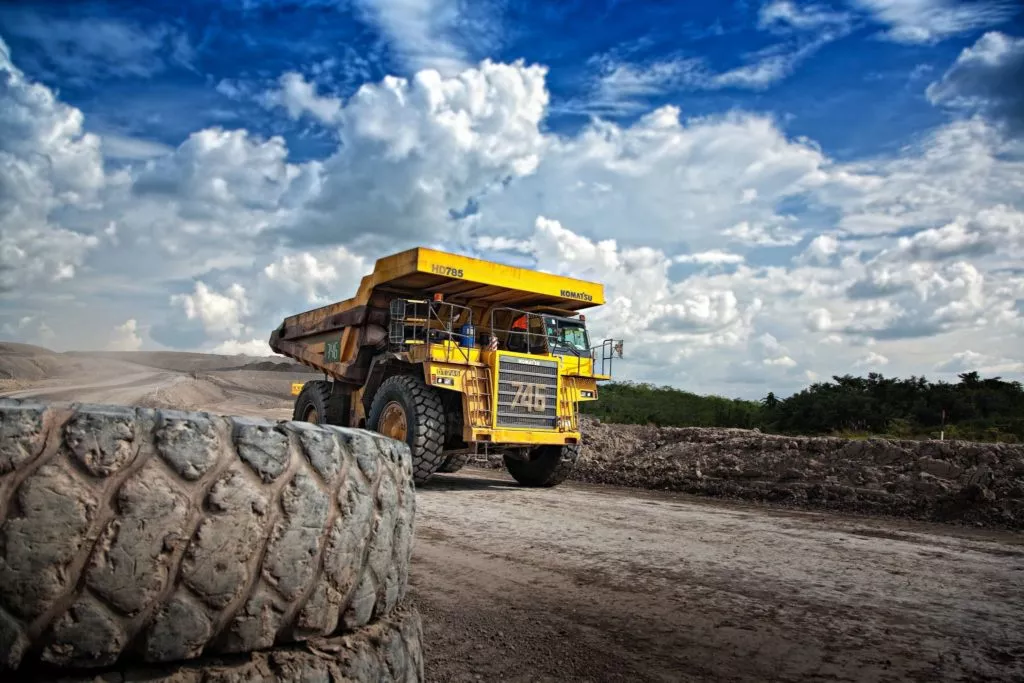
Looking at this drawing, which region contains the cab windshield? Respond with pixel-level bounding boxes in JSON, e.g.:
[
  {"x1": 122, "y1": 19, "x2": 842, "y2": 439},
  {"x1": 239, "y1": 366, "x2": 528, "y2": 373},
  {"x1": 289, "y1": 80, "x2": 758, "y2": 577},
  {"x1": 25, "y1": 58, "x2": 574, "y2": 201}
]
[{"x1": 543, "y1": 317, "x2": 590, "y2": 355}]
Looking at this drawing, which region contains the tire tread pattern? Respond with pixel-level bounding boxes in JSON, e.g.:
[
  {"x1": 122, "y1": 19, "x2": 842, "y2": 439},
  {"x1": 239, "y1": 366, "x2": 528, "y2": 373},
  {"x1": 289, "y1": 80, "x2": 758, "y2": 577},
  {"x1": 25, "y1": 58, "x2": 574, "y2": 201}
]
[
  {"x1": 504, "y1": 444, "x2": 579, "y2": 487},
  {"x1": 0, "y1": 399, "x2": 416, "y2": 672},
  {"x1": 19, "y1": 604, "x2": 424, "y2": 683},
  {"x1": 367, "y1": 375, "x2": 446, "y2": 485}
]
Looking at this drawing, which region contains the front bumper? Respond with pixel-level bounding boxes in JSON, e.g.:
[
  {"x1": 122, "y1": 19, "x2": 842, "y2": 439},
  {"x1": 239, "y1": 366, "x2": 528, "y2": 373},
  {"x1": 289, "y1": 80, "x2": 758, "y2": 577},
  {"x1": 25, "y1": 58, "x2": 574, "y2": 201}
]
[{"x1": 469, "y1": 428, "x2": 580, "y2": 446}]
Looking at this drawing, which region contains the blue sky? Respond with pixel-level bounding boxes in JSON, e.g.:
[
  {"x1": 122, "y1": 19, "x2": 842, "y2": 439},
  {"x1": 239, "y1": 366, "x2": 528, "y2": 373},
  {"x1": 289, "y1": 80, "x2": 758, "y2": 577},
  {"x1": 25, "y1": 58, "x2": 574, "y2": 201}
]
[
  {"x1": 2, "y1": 0, "x2": 1008, "y2": 158},
  {"x1": 2, "y1": 0, "x2": 1024, "y2": 397}
]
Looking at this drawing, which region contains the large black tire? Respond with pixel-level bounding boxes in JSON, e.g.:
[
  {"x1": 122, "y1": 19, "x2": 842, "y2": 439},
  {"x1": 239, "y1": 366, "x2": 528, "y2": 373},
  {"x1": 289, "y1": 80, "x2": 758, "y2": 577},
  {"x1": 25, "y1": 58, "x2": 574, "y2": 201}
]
[
  {"x1": 0, "y1": 399, "x2": 415, "y2": 673},
  {"x1": 292, "y1": 380, "x2": 348, "y2": 425},
  {"x1": 24, "y1": 605, "x2": 424, "y2": 683},
  {"x1": 366, "y1": 375, "x2": 446, "y2": 485},
  {"x1": 438, "y1": 452, "x2": 471, "y2": 473},
  {"x1": 503, "y1": 444, "x2": 579, "y2": 487}
]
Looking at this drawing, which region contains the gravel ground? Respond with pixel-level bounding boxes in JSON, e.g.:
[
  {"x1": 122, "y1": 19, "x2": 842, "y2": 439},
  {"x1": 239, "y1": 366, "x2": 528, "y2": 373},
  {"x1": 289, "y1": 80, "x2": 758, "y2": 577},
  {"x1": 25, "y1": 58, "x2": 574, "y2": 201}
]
[{"x1": 412, "y1": 467, "x2": 1024, "y2": 682}]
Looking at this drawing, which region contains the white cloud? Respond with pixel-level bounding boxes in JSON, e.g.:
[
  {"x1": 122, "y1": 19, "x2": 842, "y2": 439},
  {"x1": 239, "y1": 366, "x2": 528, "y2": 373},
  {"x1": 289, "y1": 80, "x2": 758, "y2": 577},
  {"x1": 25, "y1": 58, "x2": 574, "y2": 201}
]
[
  {"x1": 2, "y1": 37, "x2": 1024, "y2": 395},
  {"x1": 107, "y1": 319, "x2": 143, "y2": 352},
  {"x1": 261, "y1": 72, "x2": 343, "y2": 125},
  {"x1": 0, "y1": 10, "x2": 195, "y2": 80},
  {"x1": 296, "y1": 59, "x2": 549, "y2": 248},
  {"x1": 707, "y1": 36, "x2": 837, "y2": 90},
  {"x1": 0, "y1": 37, "x2": 105, "y2": 294},
  {"x1": 474, "y1": 107, "x2": 827, "y2": 252},
  {"x1": 854, "y1": 351, "x2": 890, "y2": 367},
  {"x1": 582, "y1": 33, "x2": 839, "y2": 112},
  {"x1": 807, "y1": 308, "x2": 833, "y2": 332},
  {"x1": 99, "y1": 133, "x2": 174, "y2": 160},
  {"x1": 171, "y1": 282, "x2": 250, "y2": 338},
  {"x1": 352, "y1": 0, "x2": 495, "y2": 76},
  {"x1": 936, "y1": 349, "x2": 1024, "y2": 374},
  {"x1": 764, "y1": 355, "x2": 798, "y2": 367},
  {"x1": 850, "y1": 0, "x2": 1019, "y2": 44},
  {"x1": 675, "y1": 250, "x2": 745, "y2": 265},
  {"x1": 927, "y1": 31, "x2": 1024, "y2": 135},
  {"x1": 798, "y1": 234, "x2": 840, "y2": 265},
  {"x1": 759, "y1": 1, "x2": 854, "y2": 31},
  {"x1": 523, "y1": 216, "x2": 762, "y2": 373},
  {"x1": 209, "y1": 338, "x2": 277, "y2": 356},
  {"x1": 262, "y1": 247, "x2": 370, "y2": 306}
]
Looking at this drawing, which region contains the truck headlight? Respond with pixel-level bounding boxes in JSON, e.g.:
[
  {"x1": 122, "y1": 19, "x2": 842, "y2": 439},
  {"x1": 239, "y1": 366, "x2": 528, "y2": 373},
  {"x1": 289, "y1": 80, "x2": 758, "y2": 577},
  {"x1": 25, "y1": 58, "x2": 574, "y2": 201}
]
[{"x1": 580, "y1": 390, "x2": 595, "y2": 398}]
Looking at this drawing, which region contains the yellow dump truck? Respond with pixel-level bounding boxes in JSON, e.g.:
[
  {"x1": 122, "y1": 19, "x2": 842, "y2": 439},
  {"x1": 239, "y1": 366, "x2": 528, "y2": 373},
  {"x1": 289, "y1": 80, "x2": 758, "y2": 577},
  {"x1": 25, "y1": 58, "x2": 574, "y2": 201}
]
[{"x1": 270, "y1": 247, "x2": 622, "y2": 486}]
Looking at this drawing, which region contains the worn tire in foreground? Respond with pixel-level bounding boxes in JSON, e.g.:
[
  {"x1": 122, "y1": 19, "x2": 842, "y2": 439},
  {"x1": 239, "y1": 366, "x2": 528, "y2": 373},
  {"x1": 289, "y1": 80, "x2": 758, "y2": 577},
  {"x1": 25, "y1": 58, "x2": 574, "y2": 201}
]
[
  {"x1": 0, "y1": 399, "x2": 415, "y2": 672},
  {"x1": 23, "y1": 605, "x2": 423, "y2": 683},
  {"x1": 504, "y1": 444, "x2": 579, "y2": 487}
]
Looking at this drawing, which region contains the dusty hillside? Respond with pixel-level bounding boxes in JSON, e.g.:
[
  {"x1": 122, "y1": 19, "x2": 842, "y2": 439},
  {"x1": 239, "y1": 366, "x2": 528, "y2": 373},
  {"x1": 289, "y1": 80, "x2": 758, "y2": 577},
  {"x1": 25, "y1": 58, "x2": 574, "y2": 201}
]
[
  {"x1": 0, "y1": 342, "x2": 83, "y2": 381},
  {"x1": 67, "y1": 350, "x2": 305, "y2": 373}
]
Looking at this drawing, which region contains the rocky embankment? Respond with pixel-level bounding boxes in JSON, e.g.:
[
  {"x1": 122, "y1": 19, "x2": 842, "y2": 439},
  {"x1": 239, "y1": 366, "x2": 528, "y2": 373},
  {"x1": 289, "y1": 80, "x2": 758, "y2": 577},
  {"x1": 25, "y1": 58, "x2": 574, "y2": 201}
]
[{"x1": 490, "y1": 418, "x2": 1024, "y2": 528}]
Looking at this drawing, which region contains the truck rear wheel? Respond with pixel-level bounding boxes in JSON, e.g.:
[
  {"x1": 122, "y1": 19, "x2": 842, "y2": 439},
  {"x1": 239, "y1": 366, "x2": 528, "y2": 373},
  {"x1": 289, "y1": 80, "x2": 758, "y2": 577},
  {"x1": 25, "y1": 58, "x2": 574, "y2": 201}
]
[
  {"x1": 503, "y1": 444, "x2": 579, "y2": 487},
  {"x1": 367, "y1": 375, "x2": 446, "y2": 485},
  {"x1": 293, "y1": 380, "x2": 348, "y2": 425}
]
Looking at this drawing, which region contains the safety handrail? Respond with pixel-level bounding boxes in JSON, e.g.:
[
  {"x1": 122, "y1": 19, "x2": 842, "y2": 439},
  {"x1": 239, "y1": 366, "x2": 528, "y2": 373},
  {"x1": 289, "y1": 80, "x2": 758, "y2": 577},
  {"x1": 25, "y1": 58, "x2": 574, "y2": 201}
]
[{"x1": 388, "y1": 298, "x2": 475, "y2": 362}]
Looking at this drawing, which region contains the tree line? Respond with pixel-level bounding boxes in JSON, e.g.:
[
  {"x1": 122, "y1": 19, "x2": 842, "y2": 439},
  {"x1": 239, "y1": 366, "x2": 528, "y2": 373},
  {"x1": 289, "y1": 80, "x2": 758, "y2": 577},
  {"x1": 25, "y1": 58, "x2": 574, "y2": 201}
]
[{"x1": 579, "y1": 371, "x2": 1024, "y2": 442}]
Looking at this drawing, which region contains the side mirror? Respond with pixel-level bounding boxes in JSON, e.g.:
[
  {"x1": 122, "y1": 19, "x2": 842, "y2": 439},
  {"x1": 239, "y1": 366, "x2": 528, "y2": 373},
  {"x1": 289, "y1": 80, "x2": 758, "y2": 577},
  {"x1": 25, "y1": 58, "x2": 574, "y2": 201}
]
[{"x1": 614, "y1": 341, "x2": 624, "y2": 358}]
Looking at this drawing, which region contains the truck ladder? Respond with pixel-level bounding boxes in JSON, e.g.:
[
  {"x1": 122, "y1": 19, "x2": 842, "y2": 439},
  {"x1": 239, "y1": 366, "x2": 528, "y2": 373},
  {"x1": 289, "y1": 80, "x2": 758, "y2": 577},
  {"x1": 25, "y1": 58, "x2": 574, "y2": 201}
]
[
  {"x1": 559, "y1": 377, "x2": 579, "y2": 432},
  {"x1": 467, "y1": 365, "x2": 494, "y2": 429}
]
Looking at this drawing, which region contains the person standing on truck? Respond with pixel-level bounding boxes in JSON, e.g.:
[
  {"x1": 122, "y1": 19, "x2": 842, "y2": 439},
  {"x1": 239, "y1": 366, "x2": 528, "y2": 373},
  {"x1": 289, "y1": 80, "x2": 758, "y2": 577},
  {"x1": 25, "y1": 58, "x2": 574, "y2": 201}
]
[{"x1": 509, "y1": 314, "x2": 528, "y2": 352}]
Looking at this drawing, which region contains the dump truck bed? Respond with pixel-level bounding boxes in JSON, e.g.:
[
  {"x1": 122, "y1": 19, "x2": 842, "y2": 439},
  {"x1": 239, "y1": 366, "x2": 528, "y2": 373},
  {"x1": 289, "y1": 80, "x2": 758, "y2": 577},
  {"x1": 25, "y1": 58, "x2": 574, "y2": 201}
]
[{"x1": 269, "y1": 247, "x2": 606, "y2": 379}]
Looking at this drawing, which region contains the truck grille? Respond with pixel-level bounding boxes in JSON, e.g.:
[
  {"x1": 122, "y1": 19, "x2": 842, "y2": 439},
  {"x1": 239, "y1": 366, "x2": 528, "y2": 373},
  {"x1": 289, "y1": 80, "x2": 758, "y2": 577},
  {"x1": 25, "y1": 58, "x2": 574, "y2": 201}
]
[{"x1": 496, "y1": 356, "x2": 559, "y2": 429}]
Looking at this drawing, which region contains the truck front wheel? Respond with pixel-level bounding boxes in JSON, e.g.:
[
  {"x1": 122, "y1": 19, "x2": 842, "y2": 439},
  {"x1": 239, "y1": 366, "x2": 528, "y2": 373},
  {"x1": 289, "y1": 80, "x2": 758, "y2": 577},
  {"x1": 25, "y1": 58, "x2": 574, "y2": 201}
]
[
  {"x1": 504, "y1": 444, "x2": 579, "y2": 487},
  {"x1": 367, "y1": 374, "x2": 447, "y2": 485}
]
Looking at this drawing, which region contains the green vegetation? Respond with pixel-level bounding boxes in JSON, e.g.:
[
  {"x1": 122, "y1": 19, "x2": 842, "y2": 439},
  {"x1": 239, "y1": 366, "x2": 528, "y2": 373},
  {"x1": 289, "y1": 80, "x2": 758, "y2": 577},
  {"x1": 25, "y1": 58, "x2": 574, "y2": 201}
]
[{"x1": 581, "y1": 372, "x2": 1024, "y2": 442}]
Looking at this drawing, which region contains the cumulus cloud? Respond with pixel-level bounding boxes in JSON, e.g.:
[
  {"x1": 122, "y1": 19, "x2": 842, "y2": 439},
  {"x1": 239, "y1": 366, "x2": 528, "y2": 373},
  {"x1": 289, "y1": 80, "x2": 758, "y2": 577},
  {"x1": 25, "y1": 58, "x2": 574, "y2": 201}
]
[
  {"x1": 171, "y1": 282, "x2": 251, "y2": 338},
  {"x1": 0, "y1": 37, "x2": 105, "y2": 294},
  {"x1": 523, "y1": 216, "x2": 762, "y2": 377},
  {"x1": 807, "y1": 308, "x2": 833, "y2": 332},
  {"x1": 927, "y1": 31, "x2": 1024, "y2": 135},
  {"x1": 854, "y1": 351, "x2": 889, "y2": 367},
  {"x1": 474, "y1": 106, "x2": 827, "y2": 252},
  {"x1": 261, "y1": 72, "x2": 343, "y2": 125},
  {"x1": 851, "y1": 0, "x2": 1018, "y2": 44},
  {"x1": 107, "y1": 319, "x2": 143, "y2": 352},
  {"x1": 797, "y1": 234, "x2": 840, "y2": 265},
  {"x1": 296, "y1": 60, "x2": 549, "y2": 248},
  {"x1": 2, "y1": 35, "x2": 1024, "y2": 393}
]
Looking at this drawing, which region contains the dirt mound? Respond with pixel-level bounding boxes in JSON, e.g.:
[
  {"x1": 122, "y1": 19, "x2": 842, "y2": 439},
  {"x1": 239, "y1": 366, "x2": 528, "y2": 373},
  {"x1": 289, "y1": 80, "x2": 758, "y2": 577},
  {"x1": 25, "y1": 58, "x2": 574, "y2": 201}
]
[
  {"x1": 0, "y1": 342, "x2": 80, "y2": 380},
  {"x1": 134, "y1": 376, "x2": 230, "y2": 409},
  {"x1": 227, "y1": 360, "x2": 315, "y2": 373},
  {"x1": 482, "y1": 417, "x2": 1024, "y2": 528},
  {"x1": 68, "y1": 351, "x2": 285, "y2": 374}
]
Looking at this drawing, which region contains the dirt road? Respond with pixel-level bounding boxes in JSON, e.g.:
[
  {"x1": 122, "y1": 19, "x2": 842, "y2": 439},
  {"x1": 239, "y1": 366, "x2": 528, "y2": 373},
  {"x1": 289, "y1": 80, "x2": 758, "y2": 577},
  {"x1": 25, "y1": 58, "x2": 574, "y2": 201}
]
[
  {"x1": 414, "y1": 469, "x2": 1024, "y2": 682},
  {"x1": 1, "y1": 369, "x2": 183, "y2": 403},
  {"x1": 3, "y1": 355, "x2": 1023, "y2": 681}
]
